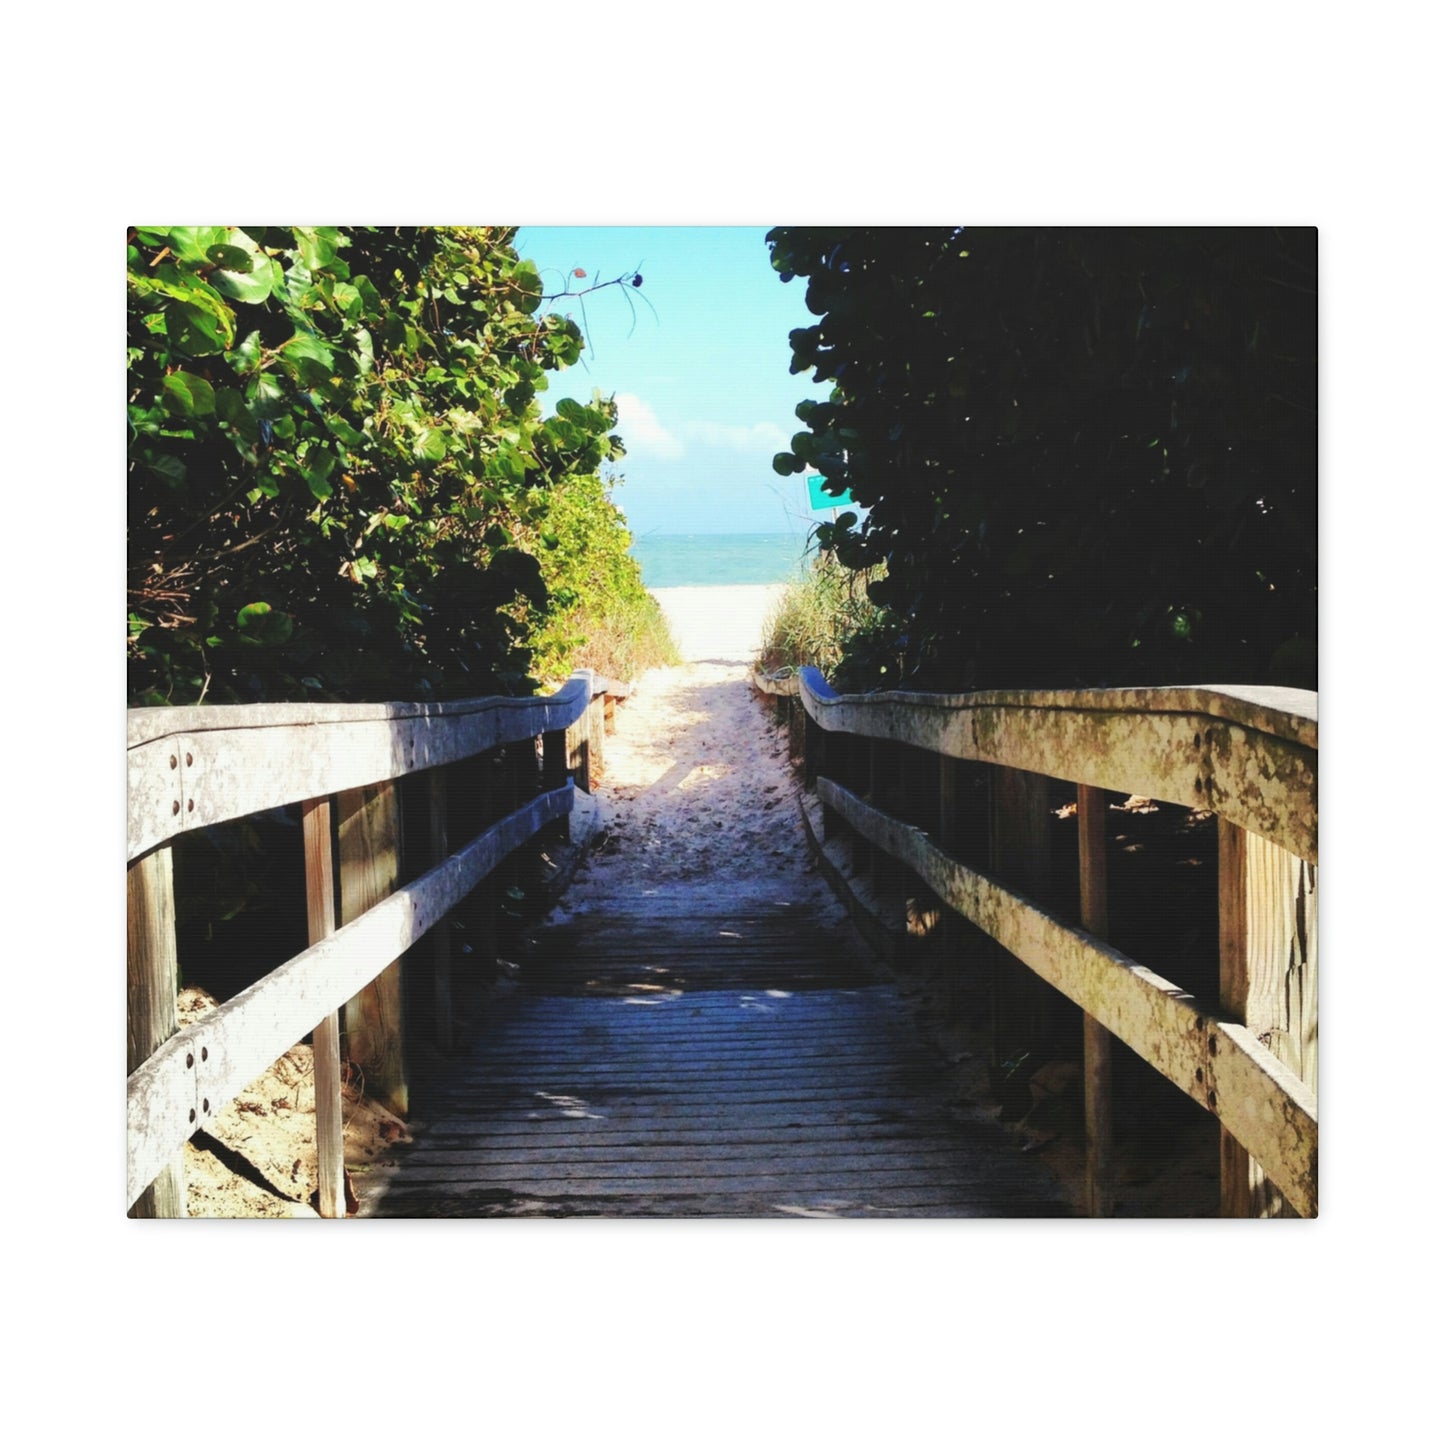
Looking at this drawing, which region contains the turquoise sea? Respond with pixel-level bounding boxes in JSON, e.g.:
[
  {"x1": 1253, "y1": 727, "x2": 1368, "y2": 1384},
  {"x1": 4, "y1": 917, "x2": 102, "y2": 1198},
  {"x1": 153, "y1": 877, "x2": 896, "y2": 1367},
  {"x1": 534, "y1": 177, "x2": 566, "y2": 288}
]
[{"x1": 630, "y1": 533, "x2": 811, "y2": 590}]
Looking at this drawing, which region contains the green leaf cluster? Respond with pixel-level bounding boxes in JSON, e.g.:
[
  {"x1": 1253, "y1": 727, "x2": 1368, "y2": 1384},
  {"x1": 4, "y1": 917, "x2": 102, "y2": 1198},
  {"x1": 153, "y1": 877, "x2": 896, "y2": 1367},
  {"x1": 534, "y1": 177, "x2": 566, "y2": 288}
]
[
  {"x1": 767, "y1": 227, "x2": 1318, "y2": 692},
  {"x1": 128, "y1": 226, "x2": 629, "y2": 704},
  {"x1": 520, "y1": 457, "x2": 681, "y2": 681}
]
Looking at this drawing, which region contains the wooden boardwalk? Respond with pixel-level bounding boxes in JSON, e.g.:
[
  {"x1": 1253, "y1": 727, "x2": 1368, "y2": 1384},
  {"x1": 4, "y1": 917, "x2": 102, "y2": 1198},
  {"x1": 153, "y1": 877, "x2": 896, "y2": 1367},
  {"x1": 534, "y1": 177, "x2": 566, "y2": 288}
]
[{"x1": 356, "y1": 899, "x2": 1072, "y2": 1218}]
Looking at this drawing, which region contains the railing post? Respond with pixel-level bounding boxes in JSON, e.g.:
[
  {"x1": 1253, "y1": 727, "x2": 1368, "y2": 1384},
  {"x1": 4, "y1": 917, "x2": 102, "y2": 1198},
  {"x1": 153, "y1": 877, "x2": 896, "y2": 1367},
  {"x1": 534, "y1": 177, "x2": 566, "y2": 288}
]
[
  {"x1": 588, "y1": 694, "x2": 606, "y2": 780},
  {"x1": 988, "y1": 766, "x2": 1054, "y2": 1067},
  {"x1": 542, "y1": 727, "x2": 569, "y2": 844},
  {"x1": 474, "y1": 750, "x2": 501, "y2": 979},
  {"x1": 337, "y1": 780, "x2": 409, "y2": 1118},
  {"x1": 496, "y1": 740, "x2": 527, "y2": 942},
  {"x1": 427, "y1": 771, "x2": 455, "y2": 1054},
  {"x1": 807, "y1": 716, "x2": 840, "y2": 841},
  {"x1": 937, "y1": 756, "x2": 961, "y2": 851},
  {"x1": 896, "y1": 740, "x2": 941, "y2": 962},
  {"x1": 872, "y1": 738, "x2": 907, "y2": 895},
  {"x1": 127, "y1": 845, "x2": 185, "y2": 1218},
  {"x1": 1218, "y1": 820, "x2": 1318, "y2": 1217},
  {"x1": 568, "y1": 713, "x2": 591, "y2": 793},
  {"x1": 935, "y1": 755, "x2": 963, "y2": 1017},
  {"x1": 518, "y1": 732, "x2": 541, "y2": 801},
  {"x1": 862, "y1": 736, "x2": 880, "y2": 880},
  {"x1": 850, "y1": 733, "x2": 866, "y2": 867},
  {"x1": 302, "y1": 797, "x2": 346, "y2": 1218},
  {"x1": 1077, "y1": 784, "x2": 1114, "y2": 1218}
]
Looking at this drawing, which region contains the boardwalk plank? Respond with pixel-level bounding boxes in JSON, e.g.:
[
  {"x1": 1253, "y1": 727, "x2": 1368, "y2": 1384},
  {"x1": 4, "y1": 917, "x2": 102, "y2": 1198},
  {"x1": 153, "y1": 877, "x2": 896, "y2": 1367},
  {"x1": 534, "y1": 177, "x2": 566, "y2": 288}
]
[{"x1": 355, "y1": 904, "x2": 1071, "y2": 1219}]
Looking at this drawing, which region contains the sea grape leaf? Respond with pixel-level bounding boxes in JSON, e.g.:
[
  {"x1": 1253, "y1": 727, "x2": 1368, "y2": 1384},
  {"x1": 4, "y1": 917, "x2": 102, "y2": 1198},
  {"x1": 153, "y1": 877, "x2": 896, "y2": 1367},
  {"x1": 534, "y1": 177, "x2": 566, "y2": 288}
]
[
  {"x1": 278, "y1": 331, "x2": 335, "y2": 384},
  {"x1": 167, "y1": 227, "x2": 230, "y2": 266},
  {"x1": 162, "y1": 371, "x2": 217, "y2": 417},
  {"x1": 212, "y1": 254, "x2": 283, "y2": 305},
  {"x1": 236, "y1": 601, "x2": 293, "y2": 646},
  {"x1": 163, "y1": 286, "x2": 236, "y2": 355},
  {"x1": 414, "y1": 427, "x2": 448, "y2": 462},
  {"x1": 302, "y1": 447, "x2": 336, "y2": 499},
  {"x1": 207, "y1": 244, "x2": 254, "y2": 273},
  {"x1": 215, "y1": 387, "x2": 258, "y2": 441}
]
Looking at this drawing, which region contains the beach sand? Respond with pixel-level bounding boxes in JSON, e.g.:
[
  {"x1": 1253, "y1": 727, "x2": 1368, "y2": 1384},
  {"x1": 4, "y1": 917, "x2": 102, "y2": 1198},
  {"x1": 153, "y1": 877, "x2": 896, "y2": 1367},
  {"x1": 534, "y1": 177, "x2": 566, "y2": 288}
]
[
  {"x1": 650, "y1": 583, "x2": 790, "y2": 665},
  {"x1": 553, "y1": 581, "x2": 832, "y2": 915}
]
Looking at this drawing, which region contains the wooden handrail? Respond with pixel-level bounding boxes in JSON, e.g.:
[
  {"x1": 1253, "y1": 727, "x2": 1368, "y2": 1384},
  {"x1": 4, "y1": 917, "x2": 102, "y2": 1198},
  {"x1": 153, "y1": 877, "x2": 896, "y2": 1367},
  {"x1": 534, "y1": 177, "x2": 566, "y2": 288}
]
[
  {"x1": 126, "y1": 670, "x2": 626, "y2": 1215},
  {"x1": 128, "y1": 670, "x2": 603, "y2": 862},
  {"x1": 126, "y1": 786, "x2": 572, "y2": 1208},
  {"x1": 756, "y1": 663, "x2": 1319, "y2": 1217},
  {"x1": 818, "y1": 777, "x2": 1317, "y2": 1214},
  {"x1": 795, "y1": 666, "x2": 1316, "y2": 863}
]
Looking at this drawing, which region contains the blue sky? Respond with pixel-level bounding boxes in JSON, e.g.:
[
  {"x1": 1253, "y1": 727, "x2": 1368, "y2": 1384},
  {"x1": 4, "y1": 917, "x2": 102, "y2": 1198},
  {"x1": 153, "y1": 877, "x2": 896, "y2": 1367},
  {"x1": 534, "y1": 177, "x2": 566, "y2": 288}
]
[{"x1": 513, "y1": 226, "x2": 831, "y2": 539}]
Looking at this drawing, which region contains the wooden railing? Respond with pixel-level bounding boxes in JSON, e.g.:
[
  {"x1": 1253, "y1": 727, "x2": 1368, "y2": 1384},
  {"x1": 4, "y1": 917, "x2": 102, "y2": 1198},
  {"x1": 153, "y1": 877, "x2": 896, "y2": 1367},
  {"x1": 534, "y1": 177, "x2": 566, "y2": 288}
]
[
  {"x1": 126, "y1": 669, "x2": 627, "y2": 1217},
  {"x1": 755, "y1": 666, "x2": 1318, "y2": 1218}
]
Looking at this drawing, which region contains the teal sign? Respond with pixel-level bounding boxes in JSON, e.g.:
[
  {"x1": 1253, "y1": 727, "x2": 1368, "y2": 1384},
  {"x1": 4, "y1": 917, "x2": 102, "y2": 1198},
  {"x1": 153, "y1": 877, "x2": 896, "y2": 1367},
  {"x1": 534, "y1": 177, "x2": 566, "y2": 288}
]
[{"x1": 807, "y1": 473, "x2": 854, "y2": 511}]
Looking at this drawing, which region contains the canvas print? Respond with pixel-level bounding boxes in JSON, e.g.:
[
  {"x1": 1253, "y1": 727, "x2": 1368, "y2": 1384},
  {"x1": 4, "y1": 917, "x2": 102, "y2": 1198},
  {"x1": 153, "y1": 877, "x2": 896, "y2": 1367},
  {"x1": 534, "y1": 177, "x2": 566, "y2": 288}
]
[{"x1": 126, "y1": 226, "x2": 1317, "y2": 1218}]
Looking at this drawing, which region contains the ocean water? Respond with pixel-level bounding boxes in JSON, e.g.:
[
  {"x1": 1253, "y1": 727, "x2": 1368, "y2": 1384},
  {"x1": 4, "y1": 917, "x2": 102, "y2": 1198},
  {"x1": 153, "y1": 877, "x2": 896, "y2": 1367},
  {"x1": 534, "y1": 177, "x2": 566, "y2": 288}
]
[{"x1": 630, "y1": 533, "x2": 811, "y2": 589}]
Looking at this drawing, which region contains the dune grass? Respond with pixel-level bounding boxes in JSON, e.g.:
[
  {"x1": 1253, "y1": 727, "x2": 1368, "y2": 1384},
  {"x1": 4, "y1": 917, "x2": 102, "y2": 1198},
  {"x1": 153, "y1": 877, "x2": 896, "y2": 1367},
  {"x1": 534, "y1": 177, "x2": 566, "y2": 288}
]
[
  {"x1": 757, "y1": 552, "x2": 896, "y2": 679},
  {"x1": 561, "y1": 592, "x2": 682, "y2": 681}
]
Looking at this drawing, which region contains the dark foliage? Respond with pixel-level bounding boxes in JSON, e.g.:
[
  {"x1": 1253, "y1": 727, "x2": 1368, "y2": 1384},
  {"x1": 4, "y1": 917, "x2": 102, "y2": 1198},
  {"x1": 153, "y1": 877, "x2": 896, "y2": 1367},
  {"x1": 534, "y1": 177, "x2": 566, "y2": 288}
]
[{"x1": 768, "y1": 227, "x2": 1317, "y2": 691}]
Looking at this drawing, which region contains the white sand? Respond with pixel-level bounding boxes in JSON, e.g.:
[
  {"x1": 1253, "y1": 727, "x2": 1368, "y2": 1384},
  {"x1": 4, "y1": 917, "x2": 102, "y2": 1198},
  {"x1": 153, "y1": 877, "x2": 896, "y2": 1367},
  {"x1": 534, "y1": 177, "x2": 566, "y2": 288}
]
[
  {"x1": 650, "y1": 583, "x2": 790, "y2": 665},
  {"x1": 553, "y1": 577, "x2": 853, "y2": 917},
  {"x1": 559, "y1": 661, "x2": 816, "y2": 908},
  {"x1": 554, "y1": 584, "x2": 846, "y2": 918}
]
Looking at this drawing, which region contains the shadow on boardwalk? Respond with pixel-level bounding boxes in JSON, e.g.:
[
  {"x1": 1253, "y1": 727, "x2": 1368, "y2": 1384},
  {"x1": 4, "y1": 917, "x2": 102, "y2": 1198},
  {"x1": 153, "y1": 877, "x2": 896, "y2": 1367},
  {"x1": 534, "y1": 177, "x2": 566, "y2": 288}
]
[{"x1": 356, "y1": 664, "x2": 1072, "y2": 1219}]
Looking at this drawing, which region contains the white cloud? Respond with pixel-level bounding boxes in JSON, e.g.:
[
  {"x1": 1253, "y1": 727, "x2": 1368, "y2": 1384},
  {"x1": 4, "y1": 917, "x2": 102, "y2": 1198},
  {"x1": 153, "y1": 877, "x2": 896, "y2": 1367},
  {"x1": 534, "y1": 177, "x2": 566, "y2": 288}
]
[
  {"x1": 615, "y1": 392, "x2": 684, "y2": 459},
  {"x1": 685, "y1": 420, "x2": 791, "y2": 453}
]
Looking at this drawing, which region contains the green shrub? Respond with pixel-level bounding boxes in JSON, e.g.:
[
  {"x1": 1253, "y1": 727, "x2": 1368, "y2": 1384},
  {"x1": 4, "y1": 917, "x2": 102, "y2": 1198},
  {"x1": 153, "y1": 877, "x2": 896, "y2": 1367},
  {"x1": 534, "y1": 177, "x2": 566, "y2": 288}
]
[
  {"x1": 758, "y1": 549, "x2": 902, "y2": 688},
  {"x1": 126, "y1": 226, "x2": 620, "y2": 705},
  {"x1": 522, "y1": 466, "x2": 681, "y2": 682}
]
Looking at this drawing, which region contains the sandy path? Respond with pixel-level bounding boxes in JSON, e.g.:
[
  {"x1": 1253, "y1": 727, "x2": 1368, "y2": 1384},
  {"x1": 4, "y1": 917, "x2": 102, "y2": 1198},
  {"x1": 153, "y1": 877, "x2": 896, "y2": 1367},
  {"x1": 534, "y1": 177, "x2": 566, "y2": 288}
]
[
  {"x1": 649, "y1": 583, "x2": 790, "y2": 664},
  {"x1": 555, "y1": 583, "x2": 844, "y2": 917},
  {"x1": 555, "y1": 658, "x2": 844, "y2": 920}
]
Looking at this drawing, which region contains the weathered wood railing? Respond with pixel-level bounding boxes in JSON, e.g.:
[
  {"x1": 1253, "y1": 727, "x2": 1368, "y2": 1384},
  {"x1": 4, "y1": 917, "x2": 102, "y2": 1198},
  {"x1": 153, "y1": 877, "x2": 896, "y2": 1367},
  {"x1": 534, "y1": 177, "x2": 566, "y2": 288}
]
[
  {"x1": 755, "y1": 666, "x2": 1318, "y2": 1218},
  {"x1": 126, "y1": 669, "x2": 626, "y2": 1217}
]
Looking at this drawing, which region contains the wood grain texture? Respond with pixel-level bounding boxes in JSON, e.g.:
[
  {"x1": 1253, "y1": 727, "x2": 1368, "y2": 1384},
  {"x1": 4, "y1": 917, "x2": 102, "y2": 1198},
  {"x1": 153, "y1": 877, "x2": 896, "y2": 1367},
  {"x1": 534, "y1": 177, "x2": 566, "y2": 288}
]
[
  {"x1": 302, "y1": 796, "x2": 345, "y2": 1218},
  {"x1": 125, "y1": 784, "x2": 573, "y2": 1208},
  {"x1": 128, "y1": 671, "x2": 605, "y2": 859},
  {"x1": 1219, "y1": 820, "x2": 1319, "y2": 1217},
  {"x1": 339, "y1": 782, "x2": 408, "y2": 1118},
  {"x1": 356, "y1": 901, "x2": 1070, "y2": 1219},
  {"x1": 127, "y1": 846, "x2": 185, "y2": 1218},
  {"x1": 796, "y1": 668, "x2": 1316, "y2": 864},
  {"x1": 541, "y1": 729, "x2": 569, "y2": 845},
  {"x1": 567, "y1": 714, "x2": 591, "y2": 793},
  {"x1": 427, "y1": 771, "x2": 454, "y2": 1055},
  {"x1": 818, "y1": 776, "x2": 1317, "y2": 1215},
  {"x1": 587, "y1": 696, "x2": 605, "y2": 779},
  {"x1": 989, "y1": 767, "x2": 1057, "y2": 1062},
  {"x1": 1077, "y1": 784, "x2": 1114, "y2": 1219}
]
